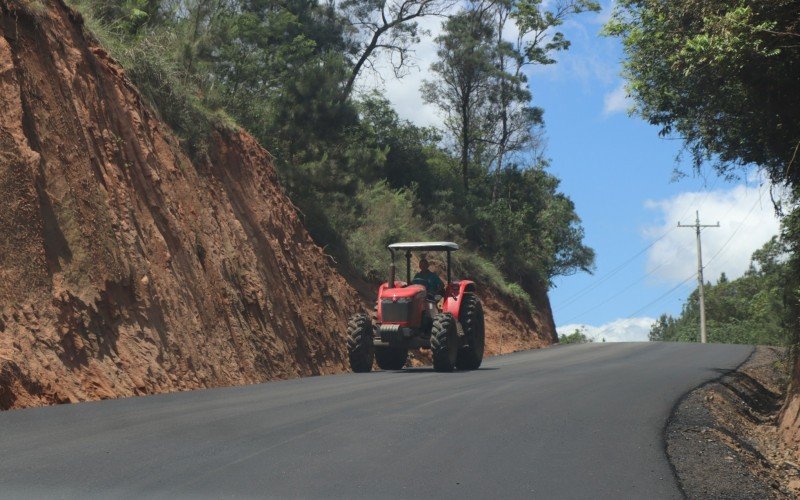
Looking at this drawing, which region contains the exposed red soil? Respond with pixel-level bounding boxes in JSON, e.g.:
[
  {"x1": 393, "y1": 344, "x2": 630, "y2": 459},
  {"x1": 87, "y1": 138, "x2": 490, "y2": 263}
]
[
  {"x1": 779, "y1": 357, "x2": 800, "y2": 449},
  {"x1": 0, "y1": 0, "x2": 556, "y2": 409},
  {"x1": 482, "y1": 283, "x2": 554, "y2": 356},
  {"x1": 0, "y1": 0, "x2": 361, "y2": 409}
]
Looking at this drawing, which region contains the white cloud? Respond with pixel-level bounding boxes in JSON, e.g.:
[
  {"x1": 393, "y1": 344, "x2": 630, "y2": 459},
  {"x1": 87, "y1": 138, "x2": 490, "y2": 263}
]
[
  {"x1": 603, "y1": 82, "x2": 630, "y2": 115},
  {"x1": 557, "y1": 317, "x2": 656, "y2": 342},
  {"x1": 643, "y1": 182, "x2": 782, "y2": 285}
]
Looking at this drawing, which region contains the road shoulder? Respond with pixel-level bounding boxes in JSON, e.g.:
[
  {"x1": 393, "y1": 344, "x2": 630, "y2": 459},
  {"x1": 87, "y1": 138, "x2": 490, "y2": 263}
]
[{"x1": 666, "y1": 346, "x2": 797, "y2": 499}]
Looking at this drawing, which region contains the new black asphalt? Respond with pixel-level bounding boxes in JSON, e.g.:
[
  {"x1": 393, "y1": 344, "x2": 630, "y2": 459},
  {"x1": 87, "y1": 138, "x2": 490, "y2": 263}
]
[{"x1": 0, "y1": 342, "x2": 752, "y2": 499}]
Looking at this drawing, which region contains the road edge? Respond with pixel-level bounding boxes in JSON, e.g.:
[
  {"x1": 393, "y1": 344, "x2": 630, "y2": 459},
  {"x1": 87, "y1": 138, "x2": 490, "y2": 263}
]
[{"x1": 661, "y1": 345, "x2": 756, "y2": 499}]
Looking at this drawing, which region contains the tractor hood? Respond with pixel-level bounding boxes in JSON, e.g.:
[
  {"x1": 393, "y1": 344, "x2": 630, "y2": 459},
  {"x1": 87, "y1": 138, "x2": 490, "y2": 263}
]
[{"x1": 380, "y1": 284, "x2": 426, "y2": 300}]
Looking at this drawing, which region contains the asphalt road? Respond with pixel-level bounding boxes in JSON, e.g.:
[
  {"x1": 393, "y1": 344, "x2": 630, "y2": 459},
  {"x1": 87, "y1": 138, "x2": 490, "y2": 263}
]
[{"x1": 0, "y1": 342, "x2": 752, "y2": 499}]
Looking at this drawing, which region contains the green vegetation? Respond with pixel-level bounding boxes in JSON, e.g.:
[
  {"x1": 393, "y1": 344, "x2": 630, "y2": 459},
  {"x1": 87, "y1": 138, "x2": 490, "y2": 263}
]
[
  {"x1": 66, "y1": 0, "x2": 598, "y2": 309},
  {"x1": 605, "y1": 0, "x2": 800, "y2": 184},
  {"x1": 559, "y1": 327, "x2": 592, "y2": 344},
  {"x1": 649, "y1": 237, "x2": 791, "y2": 346}
]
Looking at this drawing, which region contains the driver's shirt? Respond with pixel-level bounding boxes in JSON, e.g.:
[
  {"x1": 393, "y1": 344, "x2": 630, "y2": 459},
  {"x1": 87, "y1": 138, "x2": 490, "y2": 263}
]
[{"x1": 413, "y1": 270, "x2": 444, "y2": 294}]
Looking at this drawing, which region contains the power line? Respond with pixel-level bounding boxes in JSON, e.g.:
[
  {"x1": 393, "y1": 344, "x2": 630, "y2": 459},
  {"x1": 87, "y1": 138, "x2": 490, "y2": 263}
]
[
  {"x1": 560, "y1": 255, "x2": 676, "y2": 324},
  {"x1": 557, "y1": 236, "x2": 669, "y2": 309},
  {"x1": 703, "y1": 191, "x2": 764, "y2": 268},
  {"x1": 558, "y1": 178, "x2": 721, "y2": 309},
  {"x1": 562, "y1": 197, "x2": 732, "y2": 327},
  {"x1": 571, "y1": 273, "x2": 696, "y2": 341},
  {"x1": 626, "y1": 274, "x2": 696, "y2": 319},
  {"x1": 566, "y1": 184, "x2": 766, "y2": 342}
]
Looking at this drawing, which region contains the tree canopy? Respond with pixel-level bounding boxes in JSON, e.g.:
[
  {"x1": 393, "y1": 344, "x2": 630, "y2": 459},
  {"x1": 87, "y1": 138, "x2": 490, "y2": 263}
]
[
  {"x1": 70, "y1": 0, "x2": 598, "y2": 309},
  {"x1": 605, "y1": 0, "x2": 800, "y2": 184}
]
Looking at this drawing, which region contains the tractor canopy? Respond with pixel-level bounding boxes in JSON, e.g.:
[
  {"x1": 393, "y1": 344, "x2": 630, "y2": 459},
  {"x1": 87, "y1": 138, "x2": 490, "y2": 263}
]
[
  {"x1": 387, "y1": 241, "x2": 458, "y2": 285},
  {"x1": 387, "y1": 242, "x2": 459, "y2": 252}
]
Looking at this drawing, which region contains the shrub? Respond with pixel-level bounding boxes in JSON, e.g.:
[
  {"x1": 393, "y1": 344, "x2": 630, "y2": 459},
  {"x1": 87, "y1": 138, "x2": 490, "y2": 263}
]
[{"x1": 559, "y1": 328, "x2": 592, "y2": 344}]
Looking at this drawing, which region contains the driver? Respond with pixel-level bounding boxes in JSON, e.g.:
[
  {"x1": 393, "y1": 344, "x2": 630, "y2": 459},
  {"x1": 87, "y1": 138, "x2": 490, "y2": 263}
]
[{"x1": 413, "y1": 258, "x2": 444, "y2": 296}]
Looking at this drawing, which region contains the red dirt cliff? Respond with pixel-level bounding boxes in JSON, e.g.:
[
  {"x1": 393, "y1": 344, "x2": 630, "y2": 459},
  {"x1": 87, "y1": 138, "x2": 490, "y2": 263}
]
[
  {"x1": 0, "y1": 0, "x2": 363, "y2": 408},
  {"x1": 0, "y1": 0, "x2": 556, "y2": 409},
  {"x1": 779, "y1": 361, "x2": 800, "y2": 449}
]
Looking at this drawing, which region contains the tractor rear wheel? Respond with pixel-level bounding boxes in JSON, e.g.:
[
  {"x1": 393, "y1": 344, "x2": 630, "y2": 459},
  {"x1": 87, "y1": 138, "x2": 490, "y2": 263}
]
[
  {"x1": 431, "y1": 313, "x2": 458, "y2": 372},
  {"x1": 347, "y1": 313, "x2": 374, "y2": 372},
  {"x1": 456, "y1": 294, "x2": 485, "y2": 370},
  {"x1": 375, "y1": 345, "x2": 408, "y2": 370}
]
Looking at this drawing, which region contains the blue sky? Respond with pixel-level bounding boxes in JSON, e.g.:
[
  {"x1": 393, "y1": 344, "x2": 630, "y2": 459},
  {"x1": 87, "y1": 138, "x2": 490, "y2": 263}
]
[{"x1": 362, "y1": 1, "x2": 781, "y2": 341}]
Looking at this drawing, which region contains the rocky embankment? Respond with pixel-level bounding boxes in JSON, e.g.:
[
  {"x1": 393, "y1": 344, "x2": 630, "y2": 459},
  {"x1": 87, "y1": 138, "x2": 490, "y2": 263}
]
[{"x1": 0, "y1": 0, "x2": 556, "y2": 410}]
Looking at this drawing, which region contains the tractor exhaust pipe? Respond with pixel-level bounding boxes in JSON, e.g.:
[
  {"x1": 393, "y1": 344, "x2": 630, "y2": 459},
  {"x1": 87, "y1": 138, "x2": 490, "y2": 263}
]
[{"x1": 389, "y1": 262, "x2": 396, "y2": 287}]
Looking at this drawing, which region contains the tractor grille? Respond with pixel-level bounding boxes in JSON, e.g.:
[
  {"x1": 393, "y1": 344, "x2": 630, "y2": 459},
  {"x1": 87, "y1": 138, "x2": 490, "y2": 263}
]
[{"x1": 381, "y1": 300, "x2": 412, "y2": 323}]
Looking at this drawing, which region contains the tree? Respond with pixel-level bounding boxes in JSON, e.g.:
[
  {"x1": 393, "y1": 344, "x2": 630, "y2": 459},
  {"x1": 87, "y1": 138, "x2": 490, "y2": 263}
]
[
  {"x1": 72, "y1": 0, "x2": 596, "y2": 302},
  {"x1": 422, "y1": 0, "x2": 599, "y2": 193},
  {"x1": 559, "y1": 327, "x2": 592, "y2": 344},
  {"x1": 605, "y1": 0, "x2": 800, "y2": 185},
  {"x1": 83, "y1": 0, "x2": 163, "y2": 33},
  {"x1": 605, "y1": 0, "x2": 800, "y2": 385},
  {"x1": 650, "y1": 237, "x2": 792, "y2": 346},
  {"x1": 649, "y1": 314, "x2": 677, "y2": 341},
  {"x1": 338, "y1": 0, "x2": 450, "y2": 102},
  {"x1": 421, "y1": 4, "x2": 498, "y2": 191},
  {"x1": 486, "y1": 0, "x2": 598, "y2": 198}
]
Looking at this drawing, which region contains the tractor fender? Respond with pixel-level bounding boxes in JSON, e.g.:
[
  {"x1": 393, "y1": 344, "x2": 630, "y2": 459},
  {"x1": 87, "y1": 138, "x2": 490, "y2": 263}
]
[{"x1": 442, "y1": 280, "x2": 476, "y2": 321}]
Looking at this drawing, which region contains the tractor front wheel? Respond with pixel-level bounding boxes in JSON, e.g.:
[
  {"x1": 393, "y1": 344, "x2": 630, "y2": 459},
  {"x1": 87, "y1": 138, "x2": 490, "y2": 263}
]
[
  {"x1": 456, "y1": 294, "x2": 485, "y2": 370},
  {"x1": 431, "y1": 313, "x2": 458, "y2": 372},
  {"x1": 375, "y1": 345, "x2": 408, "y2": 370},
  {"x1": 347, "y1": 313, "x2": 374, "y2": 372}
]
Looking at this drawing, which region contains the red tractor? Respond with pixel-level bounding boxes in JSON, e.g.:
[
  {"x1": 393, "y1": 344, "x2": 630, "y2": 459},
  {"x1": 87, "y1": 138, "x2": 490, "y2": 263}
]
[{"x1": 347, "y1": 242, "x2": 485, "y2": 372}]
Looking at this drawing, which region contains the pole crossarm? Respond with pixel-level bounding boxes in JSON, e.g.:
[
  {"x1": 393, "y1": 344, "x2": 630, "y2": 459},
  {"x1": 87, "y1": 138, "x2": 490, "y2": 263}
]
[
  {"x1": 677, "y1": 211, "x2": 720, "y2": 344},
  {"x1": 677, "y1": 223, "x2": 721, "y2": 228}
]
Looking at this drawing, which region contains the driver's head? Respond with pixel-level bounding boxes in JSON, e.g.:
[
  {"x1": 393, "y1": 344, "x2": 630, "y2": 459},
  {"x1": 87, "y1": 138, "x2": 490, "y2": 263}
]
[{"x1": 419, "y1": 258, "x2": 430, "y2": 272}]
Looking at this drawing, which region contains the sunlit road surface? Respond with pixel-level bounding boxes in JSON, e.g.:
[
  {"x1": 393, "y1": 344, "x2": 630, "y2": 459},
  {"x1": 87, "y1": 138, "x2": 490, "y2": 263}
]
[{"x1": 0, "y1": 342, "x2": 752, "y2": 499}]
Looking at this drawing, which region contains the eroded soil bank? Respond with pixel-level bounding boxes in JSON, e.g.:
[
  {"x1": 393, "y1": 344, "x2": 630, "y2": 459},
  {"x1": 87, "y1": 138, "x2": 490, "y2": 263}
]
[{"x1": 0, "y1": 0, "x2": 363, "y2": 408}]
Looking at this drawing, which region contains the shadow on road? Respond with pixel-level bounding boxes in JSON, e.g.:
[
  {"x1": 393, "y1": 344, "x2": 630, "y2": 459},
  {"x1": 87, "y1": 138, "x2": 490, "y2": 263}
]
[{"x1": 391, "y1": 367, "x2": 500, "y2": 374}]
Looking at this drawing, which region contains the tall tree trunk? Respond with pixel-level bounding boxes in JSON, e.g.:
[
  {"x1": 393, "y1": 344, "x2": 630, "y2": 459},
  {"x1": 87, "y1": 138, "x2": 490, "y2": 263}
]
[
  {"x1": 340, "y1": 27, "x2": 387, "y2": 103},
  {"x1": 493, "y1": 7, "x2": 509, "y2": 203},
  {"x1": 461, "y1": 101, "x2": 470, "y2": 192}
]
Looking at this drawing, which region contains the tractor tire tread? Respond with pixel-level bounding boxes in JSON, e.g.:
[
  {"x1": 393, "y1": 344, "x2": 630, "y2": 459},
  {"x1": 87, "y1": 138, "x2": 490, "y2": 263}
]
[
  {"x1": 347, "y1": 313, "x2": 374, "y2": 373},
  {"x1": 431, "y1": 313, "x2": 457, "y2": 372},
  {"x1": 456, "y1": 294, "x2": 485, "y2": 370}
]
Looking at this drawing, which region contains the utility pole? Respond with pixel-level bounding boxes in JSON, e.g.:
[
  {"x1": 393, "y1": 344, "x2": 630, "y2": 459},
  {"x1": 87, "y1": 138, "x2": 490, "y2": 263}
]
[{"x1": 678, "y1": 211, "x2": 720, "y2": 343}]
